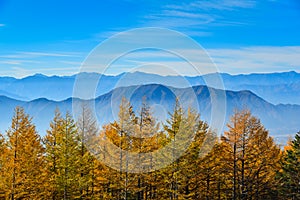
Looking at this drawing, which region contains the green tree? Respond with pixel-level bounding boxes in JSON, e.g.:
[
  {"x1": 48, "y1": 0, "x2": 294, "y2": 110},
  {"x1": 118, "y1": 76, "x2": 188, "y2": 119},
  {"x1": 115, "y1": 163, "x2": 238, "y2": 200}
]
[
  {"x1": 178, "y1": 119, "x2": 216, "y2": 199},
  {"x1": 161, "y1": 98, "x2": 184, "y2": 199},
  {"x1": 45, "y1": 111, "x2": 80, "y2": 199},
  {"x1": 161, "y1": 99, "x2": 200, "y2": 200},
  {"x1": 44, "y1": 108, "x2": 64, "y2": 200},
  {"x1": 59, "y1": 112, "x2": 80, "y2": 199},
  {"x1": 279, "y1": 131, "x2": 300, "y2": 199}
]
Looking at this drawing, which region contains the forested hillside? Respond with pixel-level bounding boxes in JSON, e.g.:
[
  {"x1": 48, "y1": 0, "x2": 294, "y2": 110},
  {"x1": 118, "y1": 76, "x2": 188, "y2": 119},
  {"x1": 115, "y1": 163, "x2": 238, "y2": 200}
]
[{"x1": 0, "y1": 99, "x2": 299, "y2": 199}]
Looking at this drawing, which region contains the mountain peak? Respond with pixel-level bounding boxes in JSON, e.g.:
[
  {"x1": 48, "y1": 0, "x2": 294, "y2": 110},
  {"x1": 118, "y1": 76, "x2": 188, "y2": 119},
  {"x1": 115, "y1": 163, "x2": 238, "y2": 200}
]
[{"x1": 33, "y1": 73, "x2": 48, "y2": 77}]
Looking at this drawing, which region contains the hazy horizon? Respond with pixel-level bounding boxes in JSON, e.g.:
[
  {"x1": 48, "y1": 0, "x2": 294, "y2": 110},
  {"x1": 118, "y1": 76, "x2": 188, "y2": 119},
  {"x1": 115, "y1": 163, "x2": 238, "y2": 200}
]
[{"x1": 1, "y1": 69, "x2": 299, "y2": 79}]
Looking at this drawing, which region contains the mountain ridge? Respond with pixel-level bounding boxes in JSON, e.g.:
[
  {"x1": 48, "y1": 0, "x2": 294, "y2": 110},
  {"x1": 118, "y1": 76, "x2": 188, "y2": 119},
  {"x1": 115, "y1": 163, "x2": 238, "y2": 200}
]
[
  {"x1": 0, "y1": 83, "x2": 299, "y2": 145},
  {"x1": 1, "y1": 71, "x2": 299, "y2": 104}
]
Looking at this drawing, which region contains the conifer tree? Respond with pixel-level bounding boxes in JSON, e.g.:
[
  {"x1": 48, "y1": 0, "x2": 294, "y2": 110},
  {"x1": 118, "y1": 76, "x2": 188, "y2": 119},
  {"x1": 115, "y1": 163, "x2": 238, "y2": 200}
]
[
  {"x1": 99, "y1": 123, "x2": 124, "y2": 199},
  {"x1": 222, "y1": 110, "x2": 281, "y2": 200},
  {"x1": 0, "y1": 133, "x2": 7, "y2": 198},
  {"x1": 75, "y1": 103, "x2": 101, "y2": 199},
  {"x1": 102, "y1": 97, "x2": 138, "y2": 199},
  {"x1": 2, "y1": 107, "x2": 46, "y2": 199},
  {"x1": 45, "y1": 111, "x2": 80, "y2": 199},
  {"x1": 44, "y1": 108, "x2": 63, "y2": 199},
  {"x1": 175, "y1": 108, "x2": 203, "y2": 200},
  {"x1": 279, "y1": 131, "x2": 300, "y2": 199},
  {"x1": 58, "y1": 112, "x2": 80, "y2": 199},
  {"x1": 160, "y1": 99, "x2": 182, "y2": 199},
  {"x1": 133, "y1": 100, "x2": 160, "y2": 199},
  {"x1": 182, "y1": 120, "x2": 208, "y2": 199},
  {"x1": 188, "y1": 126, "x2": 220, "y2": 200},
  {"x1": 0, "y1": 103, "x2": 294, "y2": 199},
  {"x1": 162, "y1": 98, "x2": 183, "y2": 199},
  {"x1": 162, "y1": 99, "x2": 200, "y2": 199}
]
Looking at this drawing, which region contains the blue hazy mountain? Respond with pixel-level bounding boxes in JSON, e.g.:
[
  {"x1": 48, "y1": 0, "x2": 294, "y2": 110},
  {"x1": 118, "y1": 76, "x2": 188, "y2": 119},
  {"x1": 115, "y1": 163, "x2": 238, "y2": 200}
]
[
  {"x1": 0, "y1": 71, "x2": 299, "y2": 104},
  {"x1": 0, "y1": 84, "x2": 299, "y2": 145}
]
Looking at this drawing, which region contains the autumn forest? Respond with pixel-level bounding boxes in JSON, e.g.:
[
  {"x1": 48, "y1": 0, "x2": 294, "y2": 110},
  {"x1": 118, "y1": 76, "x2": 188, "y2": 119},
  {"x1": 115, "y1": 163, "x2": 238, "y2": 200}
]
[{"x1": 0, "y1": 98, "x2": 299, "y2": 200}]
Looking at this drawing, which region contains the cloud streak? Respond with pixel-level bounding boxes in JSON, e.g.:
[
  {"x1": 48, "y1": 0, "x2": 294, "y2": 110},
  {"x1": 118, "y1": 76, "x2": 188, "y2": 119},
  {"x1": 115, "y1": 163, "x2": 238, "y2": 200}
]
[
  {"x1": 102, "y1": 46, "x2": 300, "y2": 75},
  {"x1": 20, "y1": 51, "x2": 75, "y2": 57},
  {"x1": 0, "y1": 51, "x2": 84, "y2": 59},
  {"x1": 188, "y1": 0, "x2": 256, "y2": 11},
  {"x1": 141, "y1": 0, "x2": 257, "y2": 36},
  {"x1": 0, "y1": 59, "x2": 41, "y2": 65},
  {"x1": 80, "y1": 45, "x2": 300, "y2": 76},
  {"x1": 207, "y1": 46, "x2": 300, "y2": 74}
]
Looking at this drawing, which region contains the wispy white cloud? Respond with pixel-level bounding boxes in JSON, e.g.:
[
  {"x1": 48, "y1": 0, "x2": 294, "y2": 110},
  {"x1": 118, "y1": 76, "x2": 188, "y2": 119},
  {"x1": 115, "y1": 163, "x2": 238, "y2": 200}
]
[
  {"x1": 1, "y1": 40, "x2": 298, "y2": 77},
  {"x1": 158, "y1": 10, "x2": 213, "y2": 19},
  {"x1": 0, "y1": 51, "x2": 83, "y2": 59},
  {"x1": 144, "y1": 8, "x2": 214, "y2": 30},
  {"x1": 0, "y1": 24, "x2": 5, "y2": 27},
  {"x1": 67, "y1": 0, "x2": 257, "y2": 46},
  {"x1": 207, "y1": 46, "x2": 300, "y2": 74},
  {"x1": 0, "y1": 50, "x2": 85, "y2": 77},
  {"x1": 0, "y1": 54, "x2": 27, "y2": 59},
  {"x1": 21, "y1": 51, "x2": 73, "y2": 57},
  {"x1": 90, "y1": 27, "x2": 139, "y2": 42},
  {"x1": 60, "y1": 61, "x2": 82, "y2": 65},
  {"x1": 0, "y1": 60, "x2": 22, "y2": 65},
  {"x1": 93, "y1": 45, "x2": 300, "y2": 75},
  {"x1": 167, "y1": 0, "x2": 256, "y2": 11},
  {"x1": 142, "y1": 0, "x2": 256, "y2": 33},
  {"x1": 0, "y1": 59, "x2": 41, "y2": 65},
  {"x1": 189, "y1": 0, "x2": 256, "y2": 11}
]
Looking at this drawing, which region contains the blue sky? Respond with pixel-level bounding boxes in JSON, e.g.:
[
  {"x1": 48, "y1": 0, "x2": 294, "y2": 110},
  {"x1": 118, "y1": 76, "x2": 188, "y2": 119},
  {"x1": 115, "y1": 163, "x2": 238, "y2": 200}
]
[{"x1": 0, "y1": 0, "x2": 300, "y2": 77}]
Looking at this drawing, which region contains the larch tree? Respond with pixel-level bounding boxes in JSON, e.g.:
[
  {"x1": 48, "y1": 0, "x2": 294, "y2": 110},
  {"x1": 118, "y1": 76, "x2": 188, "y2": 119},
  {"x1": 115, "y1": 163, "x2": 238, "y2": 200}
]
[
  {"x1": 100, "y1": 123, "x2": 126, "y2": 199},
  {"x1": 175, "y1": 108, "x2": 202, "y2": 200},
  {"x1": 184, "y1": 120, "x2": 210, "y2": 199},
  {"x1": 105, "y1": 97, "x2": 139, "y2": 199},
  {"x1": 162, "y1": 98, "x2": 184, "y2": 200},
  {"x1": 222, "y1": 110, "x2": 281, "y2": 200},
  {"x1": 190, "y1": 129, "x2": 220, "y2": 200},
  {"x1": 246, "y1": 116, "x2": 281, "y2": 199},
  {"x1": 0, "y1": 132, "x2": 8, "y2": 198},
  {"x1": 45, "y1": 111, "x2": 81, "y2": 199},
  {"x1": 43, "y1": 108, "x2": 64, "y2": 200},
  {"x1": 59, "y1": 112, "x2": 80, "y2": 199},
  {"x1": 0, "y1": 103, "x2": 294, "y2": 199},
  {"x1": 2, "y1": 107, "x2": 46, "y2": 199},
  {"x1": 75, "y1": 103, "x2": 101, "y2": 199},
  {"x1": 162, "y1": 100, "x2": 199, "y2": 200},
  {"x1": 134, "y1": 100, "x2": 160, "y2": 200}
]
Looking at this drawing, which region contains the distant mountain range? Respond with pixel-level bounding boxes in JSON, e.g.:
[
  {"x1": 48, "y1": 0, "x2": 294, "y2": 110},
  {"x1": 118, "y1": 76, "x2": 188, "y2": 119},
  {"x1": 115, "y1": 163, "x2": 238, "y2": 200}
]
[
  {"x1": 0, "y1": 84, "x2": 299, "y2": 145},
  {"x1": 0, "y1": 71, "x2": 299, "y2": 104}
]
